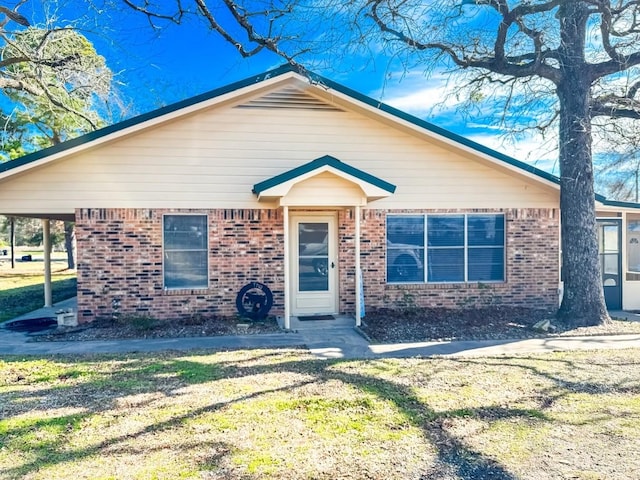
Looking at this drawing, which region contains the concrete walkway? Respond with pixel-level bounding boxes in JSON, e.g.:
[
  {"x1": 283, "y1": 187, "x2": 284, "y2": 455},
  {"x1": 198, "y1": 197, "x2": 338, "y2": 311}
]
[{"x1": 1, "y1": 300, "x2": 639, "y2": 359}]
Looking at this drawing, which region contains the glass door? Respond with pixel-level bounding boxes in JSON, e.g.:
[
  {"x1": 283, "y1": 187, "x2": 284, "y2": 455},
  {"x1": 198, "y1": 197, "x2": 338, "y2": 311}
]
[
  {"x1": 290, "y1": 214, "x2": 338, "y2": 315},
  {"x1": 597, "y1": 219, "x2": 622, "y2": 310}
]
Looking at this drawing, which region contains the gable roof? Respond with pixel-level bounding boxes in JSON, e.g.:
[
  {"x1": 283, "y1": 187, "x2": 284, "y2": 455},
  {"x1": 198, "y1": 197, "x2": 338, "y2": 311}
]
[
  {"x1": 0, "y1": 63, "x2": 632, "y2": 210},
  {"x1": 253, "y1": 154, "x2": 396, "y2": 198},
  {"x1": 0, "y1": 65, "x2": 299, "y2": 177},
  {"x1": 0, "y1": 64, "x2": 554, "y2": 182}
]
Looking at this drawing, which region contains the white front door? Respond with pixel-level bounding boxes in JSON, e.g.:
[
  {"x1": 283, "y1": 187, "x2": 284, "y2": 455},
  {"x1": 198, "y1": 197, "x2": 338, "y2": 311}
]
[{"x1": 290, "y1": 213, "x2": 338, "y2": 316}]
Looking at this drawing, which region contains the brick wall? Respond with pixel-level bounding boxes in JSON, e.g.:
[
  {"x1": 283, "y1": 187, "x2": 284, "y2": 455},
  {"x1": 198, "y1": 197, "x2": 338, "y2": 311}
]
[
  {"x1": 359, "y1": 208, "x2": 560, "y2": 311},
  {"x1": 76, "y1": 208, "x2": 284, "y2": 322},
  {"x1": 75, "y1": 207, "x2": 559, "y2": 323}
]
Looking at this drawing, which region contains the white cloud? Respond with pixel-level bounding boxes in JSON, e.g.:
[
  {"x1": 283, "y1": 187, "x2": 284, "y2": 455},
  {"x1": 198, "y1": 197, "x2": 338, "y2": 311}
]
[
  {"x1": 465, "y1": 132, "x2": 559, "y2": 175},
  {"x1": 367, "y1": 71, "x2": 463, "y2": 116},
  {"x1": 383, "y1": 84, "x2": 461, "y2": 115}
]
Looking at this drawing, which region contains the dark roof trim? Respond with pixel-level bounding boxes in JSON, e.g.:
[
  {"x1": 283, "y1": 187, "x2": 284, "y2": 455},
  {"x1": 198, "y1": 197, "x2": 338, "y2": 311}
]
[
  {"x1": 599, "y1": 198, "x2": 640, "y2": 209},
  {"x1": 252, "y1": 155, "x2": 397, "y2": 194},
  {"x1": 592, "y1": 192, "x2": 640, "y2": 209},
  {"x1": 0, "y1": 64, "x2": 299, "y2": 174},
  {"x1": 302, "y1": 70, "x2": 562, "y2": 187},
  {"x1": 0, "y1": 63, "x2": 558, "y2": 187}
]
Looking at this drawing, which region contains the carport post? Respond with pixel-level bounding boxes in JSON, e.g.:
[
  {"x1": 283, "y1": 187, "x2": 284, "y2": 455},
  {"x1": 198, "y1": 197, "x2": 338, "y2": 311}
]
[
  {"x1": 43, "y1": 218, "x2": 53, "y2": 307},
  {"x1": 355, "y1": 205, "x2": 362, "y2": 327}
]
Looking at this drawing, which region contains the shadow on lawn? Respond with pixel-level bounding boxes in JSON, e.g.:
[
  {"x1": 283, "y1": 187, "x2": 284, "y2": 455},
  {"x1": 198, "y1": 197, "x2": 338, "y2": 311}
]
[
  {"x1": 0, "y1": 277, "x2": 77, "y2": 322},
  {"x1": 1, "y1": 349, "x2": 636, "y2": 479}
]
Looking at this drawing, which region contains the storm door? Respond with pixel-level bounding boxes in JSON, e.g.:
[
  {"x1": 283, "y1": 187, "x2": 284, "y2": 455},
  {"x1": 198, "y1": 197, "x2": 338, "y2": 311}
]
[
  {"x1": 597, "y1": 219, "x2": 622, "y2": 310},
  {"x1": 290, "y1": 214, "x2": 338, "y2": 316}
]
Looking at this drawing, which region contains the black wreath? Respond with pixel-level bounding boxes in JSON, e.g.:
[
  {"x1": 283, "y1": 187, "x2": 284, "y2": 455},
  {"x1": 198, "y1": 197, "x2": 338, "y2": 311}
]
[{"x1": 235, "y1": 282, "x2": 273, "y2": 321}]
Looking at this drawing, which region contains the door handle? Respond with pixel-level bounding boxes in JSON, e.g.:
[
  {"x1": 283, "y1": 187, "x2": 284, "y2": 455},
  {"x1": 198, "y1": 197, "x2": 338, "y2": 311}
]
[{"x1": 331, "y1": 262, "x2": 335, "y2": 269}]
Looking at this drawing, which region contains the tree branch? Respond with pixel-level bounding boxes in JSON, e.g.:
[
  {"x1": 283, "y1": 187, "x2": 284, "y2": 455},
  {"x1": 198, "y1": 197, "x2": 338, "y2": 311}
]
[
  {"x1": 588, "y1": 51, "x2": 640, "y2": 80},
  {"x1": 0, "y1": 77, "x2": 43, "y2": 96},
  {"x1": 0, "y1": 5, "x2": 29, "y2": 27},
  {"x1": 591, "y1": 95, "x2": 640, "y2": 119},
  {"x1": 121, "y1": 0, "x2": 185, "y2": 27},
  {"x1": 367, "y1": 0, "x2": 561, "y2": 82},
  {"x1": 122, "y1": 0, "x2": 307, "y2": 70}
]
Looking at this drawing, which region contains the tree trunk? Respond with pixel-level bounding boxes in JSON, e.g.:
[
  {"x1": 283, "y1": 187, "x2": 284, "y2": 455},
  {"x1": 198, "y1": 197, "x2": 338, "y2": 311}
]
[
  {"x1": 64, "y1": 221, "x2": 76, "y2": 270},
  {"x1": 556, "y1": 1, "x2": 609, "y2": 326}
]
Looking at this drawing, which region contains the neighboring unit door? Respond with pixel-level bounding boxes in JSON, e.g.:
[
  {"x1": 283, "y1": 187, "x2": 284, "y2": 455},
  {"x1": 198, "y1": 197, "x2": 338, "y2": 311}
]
[
  {"x1": 290, "y1": 214, "x2": 338, "y2": 316},
  {"x1": 597, "y1": 219, "x2": 622, "y2": 310}
]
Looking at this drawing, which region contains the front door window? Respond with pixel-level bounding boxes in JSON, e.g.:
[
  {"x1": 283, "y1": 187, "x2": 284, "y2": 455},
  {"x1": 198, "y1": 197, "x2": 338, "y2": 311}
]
[
  {"x1": 290, "y1": 214, "x2": 338, "y2": 316},
  {"x1": 298, "y1": 222, "x2": 329, "y2": 292}
]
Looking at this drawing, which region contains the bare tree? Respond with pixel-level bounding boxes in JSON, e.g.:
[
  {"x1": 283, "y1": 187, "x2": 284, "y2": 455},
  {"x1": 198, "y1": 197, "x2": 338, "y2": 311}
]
[
  {"x1": 595, "y1": 119, "x2": 640, "y2": 201},
  {"x1": 357, "y1": 0, "x2": 640, "y2": 326},
  {"x1": 120, "y1": 0, "x2": 310, "y2": 70},
  {"x1": 123, "y1": 0, "x2": 640, "y2": 326}
]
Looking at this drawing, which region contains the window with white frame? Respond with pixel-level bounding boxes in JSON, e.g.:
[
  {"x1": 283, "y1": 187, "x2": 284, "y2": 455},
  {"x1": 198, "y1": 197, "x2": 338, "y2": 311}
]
[
  {"x1": 163, "y1": 215, "x2": 208, "y2": 289},
  {"x1": 626, "y1": 214, "x2": 640, "y2": 281},
  {"x1": 386, "y1": 214, "x2": 505, "y2": 283}
]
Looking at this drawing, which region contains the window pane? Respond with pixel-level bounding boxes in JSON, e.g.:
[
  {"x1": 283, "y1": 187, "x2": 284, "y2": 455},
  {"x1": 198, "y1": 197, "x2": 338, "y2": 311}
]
[
  {"x1": 468, "y1": 247, "x2": 504, "y2": 281},
  {"x1": 164, "y1": 251, "x2": 208, "y2": 289},
  {"x1": 298, "y1": 222, "x2": 329, "y2": 292},
  {"x1": 164, "y1": 215, "x2": 208, "y2": 289},
  {"x1": 627, "y1": 218, "x2": 640, "y2": 280},
  {"x1": 428, "y1": 248, "x2": 464, "y2": 282},
  {"x1": 427, "y1": 216, "x2": 464, "y2": 247},
  {"x1": 387, "y1": 216, "x2": 424, "y2": 247},
  {"x1": 387, "y1": 216, "x2": 424, "y2": 282},
  {"x1": 598, "y1": 224, "x2": 619, "y2": 253},
  {"x1": 387, "y1": 248, "x2": 424, "y2": 283},
  {"x1": 468, "y1": 215, "x2": 504, "y2": 246},
  {"x1": 600, "y1": 253, "x2": 618, "y2": 277},
  {"x1": 164, "y1": 215, "x2": 207, "y2": 250}
]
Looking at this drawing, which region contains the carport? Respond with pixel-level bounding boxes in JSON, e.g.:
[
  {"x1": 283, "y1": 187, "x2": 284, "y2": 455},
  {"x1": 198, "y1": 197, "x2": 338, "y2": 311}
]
[{"x1": 1, "y1": 213, "x2": 75, "y2": 308}]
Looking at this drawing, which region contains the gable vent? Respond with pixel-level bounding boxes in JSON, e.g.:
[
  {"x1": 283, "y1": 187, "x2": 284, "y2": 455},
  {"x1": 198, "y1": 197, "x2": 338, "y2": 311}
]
[{"x1": 235, "y1": 88, "x2": 344, "y2": 111}]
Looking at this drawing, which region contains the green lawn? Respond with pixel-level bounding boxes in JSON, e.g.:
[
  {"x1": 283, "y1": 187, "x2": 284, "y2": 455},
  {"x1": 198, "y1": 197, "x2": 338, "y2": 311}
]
[
  {"x1": 0, "y1": 252, "x2": 76, "y2": 322},
  {"x1": 1, "y1": 348, "x2": 639, "y2": 479}
]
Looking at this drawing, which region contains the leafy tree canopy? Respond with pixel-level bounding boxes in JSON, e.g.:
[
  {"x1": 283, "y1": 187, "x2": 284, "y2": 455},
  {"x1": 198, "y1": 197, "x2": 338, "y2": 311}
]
[{"x1": 0, "y1": 4, "x2": 114, "y2": 159}]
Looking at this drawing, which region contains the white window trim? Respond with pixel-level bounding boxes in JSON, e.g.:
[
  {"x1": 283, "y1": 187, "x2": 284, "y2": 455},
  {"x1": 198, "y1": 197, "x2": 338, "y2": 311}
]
[
  {"x1": 162, "y1": 213, "x2": 210, "y2": 291},
  {"x1": 386, "y1": 213, "x2": 506, "y2": 285}
]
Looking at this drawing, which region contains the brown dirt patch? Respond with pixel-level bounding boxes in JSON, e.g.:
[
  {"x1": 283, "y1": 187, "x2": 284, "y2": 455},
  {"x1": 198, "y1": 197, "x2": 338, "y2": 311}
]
[
  {"x1": 359, "y1": 306, "x2": 640, "y2": 343},
  {"x1": 28, "y1": 306, "x2": 640, "y2": 344},
  {"x1": 32, "y1": 314, "x2": 281, "y2": 342}
]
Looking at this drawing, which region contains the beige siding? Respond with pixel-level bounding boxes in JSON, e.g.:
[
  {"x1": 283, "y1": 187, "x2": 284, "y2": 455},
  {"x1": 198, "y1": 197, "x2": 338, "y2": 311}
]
[
  {"x1": 0, "y1": 98, "x2": 558, "y2": 214},
  {"x1": 283, "y1": 172, "x2": 366, "y2": 206}
]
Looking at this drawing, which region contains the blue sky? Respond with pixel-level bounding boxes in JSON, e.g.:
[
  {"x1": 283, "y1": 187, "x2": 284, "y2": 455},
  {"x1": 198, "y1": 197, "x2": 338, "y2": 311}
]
[{"x1": 18, "y1": 1, "x2": 559, "y2": 175}]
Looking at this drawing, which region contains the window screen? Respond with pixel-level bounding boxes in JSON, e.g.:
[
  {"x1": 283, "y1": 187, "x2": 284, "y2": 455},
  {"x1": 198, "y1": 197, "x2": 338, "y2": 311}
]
[
  {"x1": 386, "y1": 216, "x2": 425, "y2": 282},
  {"x1": 163, "y1": 215, "x2": 208, "y2": 289},
  {"x1": 387, "y1": 213, "x2": 505, "y2": 283},
  {"x1": 427, "y1": 215, "x2": 465, "y2": 282},
  {"x1": 467, "y1": 215, "x2": 505, "y2": 281}
]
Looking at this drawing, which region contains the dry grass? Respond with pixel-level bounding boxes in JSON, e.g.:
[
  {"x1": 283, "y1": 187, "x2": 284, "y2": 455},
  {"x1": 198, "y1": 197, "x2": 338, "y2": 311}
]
[
  {"x1": 1, "y1": 348, "x2": 639, "y2": 479},
  {"x1": 0, "y1": 250, "x2": 72, "y2": 278}
]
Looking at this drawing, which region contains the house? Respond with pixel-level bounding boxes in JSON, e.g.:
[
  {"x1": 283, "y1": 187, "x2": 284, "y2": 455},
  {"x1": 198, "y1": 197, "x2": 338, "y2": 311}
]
[{"x1": 0, "y1": 65, "x2": 637, "y2": 328}]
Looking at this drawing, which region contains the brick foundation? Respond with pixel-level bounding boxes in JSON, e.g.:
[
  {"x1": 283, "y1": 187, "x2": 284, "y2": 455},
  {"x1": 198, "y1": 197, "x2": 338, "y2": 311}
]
[{"x1": 75, "y1": 207, "x2": 559, "y2": 322}]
